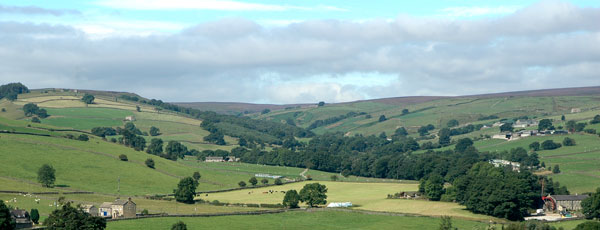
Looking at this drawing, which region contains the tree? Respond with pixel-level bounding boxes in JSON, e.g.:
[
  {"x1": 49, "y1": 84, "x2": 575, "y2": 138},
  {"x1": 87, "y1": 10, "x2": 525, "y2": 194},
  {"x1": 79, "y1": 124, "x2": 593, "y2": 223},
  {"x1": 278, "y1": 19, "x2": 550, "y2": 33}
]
[
  {"x1": 318, "y1": 101, "x2": 325, "y2": 107},
  {"x1": 447, "y1": 119, "x2": 459, "y2": 128},
  {"x1": 149, "y1": 126, "x2": 160, "y2": 136},
  {"x1": 261, "y1": 178, "x2": 269, "y2": 185},
  {"x1": 174, "y1": 177, "x2": 198, "y2": 204},
  {"x1": 567, "y1": 120, "x2": 577, "y2": 132},
  {"x1": 23, "y1": 103, "x2": 39, "y2": 117},
  {"x1": 203, "y1": 132, "x2": 226, "y2": 145},
  {"x1": 274, "y1": 178, "x2": 283, "y2": 185},
  {"x1": 553, "y1": 165, "x2": 561, "y2": 174},
  {"x1": 44, "y1": 202, "x2": 106, "y2": 230},
  {"x1": 454, "y1": 138, "x2": 473, "y2": 152},
  {"x1": 439, "y1": 216, "x2": 455, "y2": 230},
  {"x1": 0, "y1": 200, "x2": 15, "y2": 230},
  {"x1": 529, "y1": 142, "x2": 540, "y2": 151},
  {"x1": 119, "y1": 154, "x2": 128, "y2": 161},
  {"x1": 402, "y1": 109, "x2": 409, "y2": 115},
  {"x1": 30, "y1": 209, "x2": 40, "y2": 225},
  {"x1": 423, "y1": 174, "x2": 444, "y2": 201},
  {"x1": 171, "y1": 221, "x2": 187, "y2": 230},
  {"x1": 145, "y1": 158, "x2": 155, "y2": 169},
  {"x1": 395, "y1": 127, "x2": 408, "y2": 136},
  {"x1": 31, "y1": 117, "x2": 41, "y2": 123},
  {"x1": 500, "y1": 123, "x2": 514, "y2": 132},
  {"x1": 563, "y1": 137, "x2": 576, "y2": 146},
  {"x1": 330, "y1": 175, "x2": 338, "y2": 181},
  {"x1": 77, "y1": 134, "x2": 89, "y2": 141},
  {"x1": 283, "y1": 190, "x2": 300, "y2": 208},
  {"x1": 193, "y1": 172, "x2": 201, "y2": 181},
  {"x1": 81, "y1": 94, "x2": 95, "y2": 104},
  {"x1": 591, "y1": 115, "x2": 600, "y2": 124},
  {"x1": 582, "y1": 188, "x2": 600, "y2": 220},
  {"x1": 249, "y1": 177, "x2": 258, "y2": 186},
  {"x1": 0, "y1": 82, "x2": 29, "y2": 101},
  {"x1": 538, "y1": 119, "x2": 553, "y2": 131},
  {"x1": 542, "y1": 140, "x2": 561, "y2": 150},
  {"x1": 238, "y1": 181, "x2": 247, "y2": 187},
  {"x1": 238, "y1": 137, "x2": 247, "y2": 147},
  {"x1": 561, "y1": 115, "x2": 566, "y2": 121},
  {"x1": 165, "y1": 141, "x2": 188, "y2": 159},
  {"x1": 438, "y1": 128, "x2": 451, "y2": 146},
  {"x1": 146, "y1": 138, "x2": 164, "y2": 155},
  {"x1": 261, "y1": 109, "x2": 270, "y2": 114},
  {"x1": 136, "y1": 105, "x2": 141, "y2": 112},
  {"x1": 574, "y1": 221, "x2": 600, "y2": 230},
  {"x1": 37, "y1": 164, "x2": 56, "y2": 187},
  {"x1": 299, "y1": 183, "x2": 328, "y2": 207},
  {"x1": 378, "y1": 115, "x2": 387, "y2": 122}
]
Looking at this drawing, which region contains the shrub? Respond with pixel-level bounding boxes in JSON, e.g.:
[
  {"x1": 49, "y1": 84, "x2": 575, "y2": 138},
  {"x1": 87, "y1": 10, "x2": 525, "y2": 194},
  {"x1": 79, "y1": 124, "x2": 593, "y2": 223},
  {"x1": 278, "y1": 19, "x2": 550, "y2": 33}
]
[
  {"x1": 541, "y1": 140, "x2": 561, "y2": 150},
  {"x1": 563, "y1": 137, "x2": 576, "y2": 146},
  {"x1": 31, "y1": 117, "x2": 41, "y2": 123},
  {"x1": 145, "y1": 158, "x2": 155, "y2": 169},
  {"x1": 77, "y1": 134, "x2": 89, "y2": 141},
  {"x1": 0, "y1": 108, "x2": 5, "y2": 112},
  {"x1": 238, "y1": 181, "x2": 246, "y2": 187},
  {"x1": 553, "y1": 165, "x2": 561, "y2": 174},
  {"x1": 141, "y1": 209, "x2": 149, "y2": 216},
  {"x1": 274, "y1": 178, "x2": 283, "y2": 185},
  {"x1": 119, "y1": 154, "x2": 128, "y2": 161},
  {"x1": 193, "y1": 172, "x2": 201, "y2": 181},
  {"x1": 171, "y1": 221, "x2": 187, "y2": 230}
]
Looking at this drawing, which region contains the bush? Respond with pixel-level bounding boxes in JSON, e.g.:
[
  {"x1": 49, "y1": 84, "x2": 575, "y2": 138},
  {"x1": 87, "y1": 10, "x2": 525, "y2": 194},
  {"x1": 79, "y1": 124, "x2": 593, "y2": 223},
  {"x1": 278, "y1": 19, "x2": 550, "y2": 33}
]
[
  {"x1": 0, "y1": 108, "x2": 5, "y2": 112},
  {"x1": 31, "y1": 117, "x2": 41, "y2": 123},
  {"x1": 171, "y1": 221, "x2": 187, "y2": 230},
  {"x1": 274, "y1": 178, "x2": 283, "y2": 185},
  {"x1": 193, "y1": 172, "x2": 201, "y2": 181},
  {"x1": 553, "y1": 165, "x2": 561, "y2": 174},
  {"x1": 541, "y1": 140, "x2": 561, "y2": 150},
  {"x1": 110, "y1": 138, "x2": 117, "y2": 143},
  {"x1": 563, "y1": 137, "x2": 576, "y2": 146},
  {"x1": 145, "y1": 158, "x2": 155, "y2": 169},
  {"x1": 574, "y1": 221, "x2": 600, "y2": 230},
  {"x1": 77, "y1": 134, "x2": 89, "y2": 141},
  {"x1": 249, "y1": 177, "x2": 258, "y2": 186},
  {"x1": 238, "y1": 181, "x2": 247, "y2": 187},
  {"x1": 119, "y1": 154, "x2": 128, "y2": 161},
  {"x1": 141, "y1": 209, "x2": 149, "y2": 216}
]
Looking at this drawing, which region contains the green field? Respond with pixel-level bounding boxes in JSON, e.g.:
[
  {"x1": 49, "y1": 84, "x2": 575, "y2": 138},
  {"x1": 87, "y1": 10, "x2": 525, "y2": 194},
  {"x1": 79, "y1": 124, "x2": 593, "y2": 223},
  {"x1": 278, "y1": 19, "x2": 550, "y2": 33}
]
[{"x1": 106, "y1": 211, "x2": 493, "y2": 230}]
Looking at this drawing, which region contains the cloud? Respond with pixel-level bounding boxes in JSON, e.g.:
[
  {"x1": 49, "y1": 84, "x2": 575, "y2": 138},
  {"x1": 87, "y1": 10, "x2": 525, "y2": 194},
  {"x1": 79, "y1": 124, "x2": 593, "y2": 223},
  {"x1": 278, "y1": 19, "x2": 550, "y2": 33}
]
[
  {"x1": 0, "y1": 0, "x2": 599, "y2": 103},
  {"x1": 94, "y1": 0, "x2": 346, "y2": 12},
  {"x1": 0, "y1": 4, "x2": 80, "y2": 16},
  {"x1": 439, "y1": 6, "x2": 521, "y2": 17}
]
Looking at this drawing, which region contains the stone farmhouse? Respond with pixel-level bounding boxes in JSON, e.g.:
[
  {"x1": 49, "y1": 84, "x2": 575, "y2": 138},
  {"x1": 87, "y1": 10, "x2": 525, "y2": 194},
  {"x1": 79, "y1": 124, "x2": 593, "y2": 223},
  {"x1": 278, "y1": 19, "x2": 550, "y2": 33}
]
[
  {"x1": 10, "y1": 209, "x2": 32, "y2": 229},
  {"x1": 94, "y1": 198, "x2": 136, "y2": 219},
  {"x1": 205, "y1": 156, "x2": 224, "y2": 162},
  {"x1": 544, "y1": 194, "x2": 589, "y2": 212},
  {"x1": 513, "y1": 119, "x2": 538, "y2": 128}
]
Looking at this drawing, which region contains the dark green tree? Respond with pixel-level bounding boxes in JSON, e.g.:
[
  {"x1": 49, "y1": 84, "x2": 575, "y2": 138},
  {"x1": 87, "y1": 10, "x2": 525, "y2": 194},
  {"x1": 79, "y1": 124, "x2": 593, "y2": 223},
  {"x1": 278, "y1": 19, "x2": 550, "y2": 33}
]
[
  {"x1": 552, "y1": 165, "x2": 561, "y2": 174},
  {"x1": 283, "y1": 190, "x2": 300, "y2": 208},
  {"x1": 145, "y1": 158, "x2": 155, "y2": 169},
  {"x1": 261, "y1": 109, "x2": 270, "y2": 114},
  {"x1": 149, "y1": 126, "x2": 160, "y2": 136},
  {"x1": 23, "y1": 103, "x2": 39, "y2": 117},
  {"x1": 582, "y1": 188, "x2": 600, "y2": 219},
  {"x1": 165, "y1": 141, "x2": 188, "y2": 159},
  {"x1": 423, "y1": 174, "x2": 444, "y2": 201},
  {"x1": 538, "y1": 119, "x2": 553, "y2": 131},
  {"x1": 447, "y1": 119, "x2": 459, "y2": 128},
  {"x1": 81, "y1": 94, "x2": 95, "y2": 104},
  {"x1": 193, "y1": 172, "x2": 201, "y2": 181},
  {"x1": 591, "y1": 115, "x2": 600, "y2": 124},
  {"x1": 438, "y1": 128, "x2": 451, "y2": 146},
  {"x1": 299, "y1": 183, "x2": 328, "y2": 207},
  {"x1": 203, "y1": 132, "x2": 226, "y2": 145},
  {"x1": 395, "y1": 127, "x2": 408, "y2": 136},
  {"x1": 454, "y1": 138, "x2": 473, "y2": 152},
  {"x1": 31, "y1": 117, "x2": 41, "y2": 123},
  {"x1": 563, "y1": 137, "x2": 576, "y2": 146},
  {"x1": 30, "y1": 209, "x2": 40, "y2": 225},
  {"x1": 274, "y1": 178, "x2": 283, "y2": 185},
  {"x1": 136, "y1": 106, "x2": 141, "y2": 112},
  {"x1": 77, "y1": 134, "x2": 89, "y2": 141},
  {"x1": 574, "y1": 221, "x2": 600, "y2": 230},
  {"x1": 146, "y1": 138, "x2": 164, "y2": 155},
  {"x1": 330, "y1": 175, "x2": 338, "y2": 181},
  {"x1": 238, "y1": 181, "x2": 247, "y2": 187},
  {"x1": 249, "y1": 177, "x2": 258, "y2": 186},
  {"x1": 561, "y1": 115, "x2": 566, "y2": 121},
  {"x1": 174, "y1": 177, "x2": 198, "y2": 204},
  {"x1": 542, "y1": 140, "x2": 561, "y2": 150},
  {"x1": 238, "y1": 137, "x2": 247, "y2": 147},
  {"x1": 171, "y1": 221, "x2": 187, "y2": 230},
  {"x1": 118, "y1": 154, "x2": 128, "y2": 161},
  {"x1": 0, "y1": 200, "x2": 15, "y2": 230},
  {"x1": 44, "y1": 202, "x2": 106, "y2": 230},
  {"x1": 500, "y1": 123, "x2": 514, "y2": 132},
  {"x1": 402, "y1": 109, "x2": 409, "y2": 115},
  {"x1": 317, "y1": 101, "x2": 325, "y2": 107},
  {"x1": 37, "y1": 164, "x2": 56, "y2": 187},
  {"x1": 261, "y1": 178, "x2": 269, "y2": 185},
  {"x1": 378, "y1": 115, "x2": 387, "y2": 122},
  {"x1": 439, "y1": 216, "x2": 455, "y2": 230},
  {"x1": 529, "y1": 142, "x2": 540, "y2": 151}
]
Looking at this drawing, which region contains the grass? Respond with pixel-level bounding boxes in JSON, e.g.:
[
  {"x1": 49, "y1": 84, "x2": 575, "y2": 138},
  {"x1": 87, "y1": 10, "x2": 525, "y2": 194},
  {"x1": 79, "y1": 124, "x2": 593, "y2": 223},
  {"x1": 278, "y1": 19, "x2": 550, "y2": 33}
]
[{"x1": 106, "y1": 210, "x2": 492, "y2": 230}]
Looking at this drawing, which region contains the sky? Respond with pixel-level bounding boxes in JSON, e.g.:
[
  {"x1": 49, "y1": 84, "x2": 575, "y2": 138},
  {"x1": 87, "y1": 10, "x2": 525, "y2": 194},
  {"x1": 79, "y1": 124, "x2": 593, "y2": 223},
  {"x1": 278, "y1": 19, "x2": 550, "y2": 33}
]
[{"x1": 0, "y1": 0, "x2": 599, "y2": 104}]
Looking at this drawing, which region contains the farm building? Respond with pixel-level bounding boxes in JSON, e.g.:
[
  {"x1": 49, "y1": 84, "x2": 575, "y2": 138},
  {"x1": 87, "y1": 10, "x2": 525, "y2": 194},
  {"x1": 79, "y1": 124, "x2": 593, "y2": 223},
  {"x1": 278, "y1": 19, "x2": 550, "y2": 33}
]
[
  {"x1": 492, "y1": 133, "x2": 513, "y2": 140},
  {"x1": 327, "y1": 202, "x2": 353, "y2": 208},
  {"x1": 571, "y1": 108, "x2": 581, "y2": 113},
  {"x1": 513, "y1": 119, "x2": 538, "y2": 128},
  {"x1": 82, "y1": 204, "x2": 98, "y2": 216},
  {"x1": 544, "y1": 195, "x2": 589, "y2": 212},
  {"x1": 255, "y1": 173, "x2": 283, "y2": 179},
  {"x1": 99, "y1": 202, "x2": 113, "y2": 217},
  {"x1": 492, "y1": 122, "x2": 505, "y2": 127},
  {"x1": 124, "y1": 116, "x2": 135, "y2": 121},
  {"x1": 226, "y1": 156, "x2": 240, "y2": 162},
  {"x1": 95, "y1": 198, "x2": 136, "y2": 219},
  {"x1": 10, "y1": 209, "x2": 32, "y2": 229},
  {"x1": 205, "y1": 156, "x2": 224, "y2": 162},
  {"x1": 489, "y1": 159, "x2": 520, "y2": 171}
]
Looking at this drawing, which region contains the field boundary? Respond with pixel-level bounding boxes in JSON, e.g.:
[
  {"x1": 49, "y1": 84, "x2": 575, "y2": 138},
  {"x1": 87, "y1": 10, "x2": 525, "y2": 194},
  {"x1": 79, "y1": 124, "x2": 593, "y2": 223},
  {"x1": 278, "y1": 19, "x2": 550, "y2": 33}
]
[{"x1": 106, "y1": 209, "x2": 290, "y2": 222}]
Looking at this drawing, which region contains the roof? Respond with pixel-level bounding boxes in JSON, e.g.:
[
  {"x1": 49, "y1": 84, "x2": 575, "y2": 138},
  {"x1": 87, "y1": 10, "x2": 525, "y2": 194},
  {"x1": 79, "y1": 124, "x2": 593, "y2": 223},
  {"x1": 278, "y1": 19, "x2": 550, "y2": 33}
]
[
  {"x1": 206, "y1": 156, "x2": 223, "y2": 160},
  {"x1": 551, "y1": 195, "x2": 589, "y2": 201},
  {"x1": 100, "y1": 202, "x2": 113, "y2": 208},
  {"x1": 113, "y1": 198, "x2": 136, "y2": 206},
  {"x1": 10, "y1": 209, "x2": 28, "y2": 218},
  {"x1": 82, "y1": 204, "x2": 96, "y2": 209}
]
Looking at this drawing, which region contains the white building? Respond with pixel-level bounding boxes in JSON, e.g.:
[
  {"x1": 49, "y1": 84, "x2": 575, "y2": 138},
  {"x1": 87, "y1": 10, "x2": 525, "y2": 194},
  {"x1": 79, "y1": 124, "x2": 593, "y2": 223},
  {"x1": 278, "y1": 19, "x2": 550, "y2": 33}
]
[
  {"x1": 489, "y1": 159, "x2": 520, "y2": 171},
  {"x1": 327, "y1": 202, "x2": 353, "y2": 208},
  {"x1": 254, "y1": 173, "x2": 282, "y2": 179}
]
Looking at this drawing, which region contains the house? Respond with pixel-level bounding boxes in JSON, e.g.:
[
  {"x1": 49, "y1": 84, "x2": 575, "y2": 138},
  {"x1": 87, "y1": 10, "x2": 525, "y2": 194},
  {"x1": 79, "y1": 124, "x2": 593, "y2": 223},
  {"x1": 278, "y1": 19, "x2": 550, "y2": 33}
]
[
  {"x1": 226, "y1": 156, "x2": 240, "y2": 162},
  {"x1": 99, "y1": 202, "x2": 113, "y2": 218},
  {"x1": 11, "y1": 209, "x2": 32, "y2": 229},
  {"x1": 492, "y1": 133, "x2": 513, "y2": 140},
  {"x1": 492, "y1": 122, "x2": 505, "y2": 127},
  {"x1": 489, "y1": 159, "x2": 520, "y2": 171},
  {"x1": 571, "y1": 108, "x2": 581, "y2": 113},
  {"x1": 205, "y1": 156, "x2": 224, "y2": 162},
  {"x1": 513, "y1": 119, "x2": 538, "y2": 128},
  {"x1": 327, "y1": 202, "x2": 352, "y2": 208},
  {"x1": 111, "y1": 198, "x2": 136, "y2": 219},
  {"x1": 124, "y1": 116, "x2": 135, "y2": 121},
  {"x1": 82, "y1": 204, "x2": 98, "y2": 216},
  {"x1": 545, "y1": 194, "x2": 589, "y2": 212},
  {"x1": 399, "y1": 191, "x2": 420, "y2": 199}
]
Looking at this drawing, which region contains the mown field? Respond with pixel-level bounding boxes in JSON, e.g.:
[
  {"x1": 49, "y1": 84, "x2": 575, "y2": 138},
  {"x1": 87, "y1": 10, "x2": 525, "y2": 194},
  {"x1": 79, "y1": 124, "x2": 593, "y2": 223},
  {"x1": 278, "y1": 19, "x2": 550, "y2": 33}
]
[{"x1": 106, "y1": 211, "x2": 494, "y2": 230}]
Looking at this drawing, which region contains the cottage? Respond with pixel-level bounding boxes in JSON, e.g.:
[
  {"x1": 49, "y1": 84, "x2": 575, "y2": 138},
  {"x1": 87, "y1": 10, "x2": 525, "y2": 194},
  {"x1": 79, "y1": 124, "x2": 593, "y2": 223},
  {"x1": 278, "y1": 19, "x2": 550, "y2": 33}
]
[
  {"x1": 99, "y1": 202, "x2": 113, "y2": 218},
  {"x1": 545, "y1": 195, "x2": 589, "y2": 212},
  {"x1": 124, "y1": 116, "x2": 135, "y2": 121},
  {"x1": 11, "y1": 209, "x2": 32, "y2": 229},
  {"x1": 111, "y1": 198, "x2": 136, "y2": 219},
  {"x1": 82, "y1": 204, "x2": 98, "y2": 216},
  {"x1": 205, "y1": 156, "x2": 224, "y2": 162}
]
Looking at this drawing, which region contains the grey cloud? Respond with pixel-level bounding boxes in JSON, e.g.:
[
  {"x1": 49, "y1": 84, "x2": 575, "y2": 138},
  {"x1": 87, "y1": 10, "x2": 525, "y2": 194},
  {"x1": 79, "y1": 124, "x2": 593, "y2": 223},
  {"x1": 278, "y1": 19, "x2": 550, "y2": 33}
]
[
  {"x1": 0, "y1": 4, "x2": 81, "y2": 16},
  {"x1": 0, "y1": 0, "x2": 599, "y2": 103}
]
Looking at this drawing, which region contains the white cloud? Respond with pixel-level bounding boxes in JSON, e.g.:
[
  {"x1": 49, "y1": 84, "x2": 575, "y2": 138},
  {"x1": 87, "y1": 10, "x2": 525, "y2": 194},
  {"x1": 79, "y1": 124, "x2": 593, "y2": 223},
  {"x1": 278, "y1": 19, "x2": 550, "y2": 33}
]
[
  {"x1": 94, "y1": 0, "x2": 346, "y2": 12},
  {"x1": 440, "y1": 6, "x2": 521, "y2": 17}
]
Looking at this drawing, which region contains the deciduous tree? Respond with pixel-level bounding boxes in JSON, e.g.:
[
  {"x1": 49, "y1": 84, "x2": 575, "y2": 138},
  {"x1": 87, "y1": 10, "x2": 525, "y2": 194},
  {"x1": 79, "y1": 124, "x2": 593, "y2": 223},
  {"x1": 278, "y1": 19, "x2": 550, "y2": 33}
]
[
  {"x1": 299, "y1": 183, "x2": 328, "y2": 207},
  {"x1": 283, "y1": 190, "x2": 300, "y2": 208},
  {"x1": 37, "y1": 164, "x2": 56, "y2": 187},
  {"x1": 174, "y1": 177, "x2": 198, "y2": 204}
]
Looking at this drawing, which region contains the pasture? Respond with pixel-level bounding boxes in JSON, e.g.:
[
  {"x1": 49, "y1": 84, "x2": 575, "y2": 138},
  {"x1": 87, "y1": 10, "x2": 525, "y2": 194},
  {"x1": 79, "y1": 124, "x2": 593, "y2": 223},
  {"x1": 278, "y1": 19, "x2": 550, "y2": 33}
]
[{"x1": 106, "y1": 210, "x2": 492, "y2": 230}]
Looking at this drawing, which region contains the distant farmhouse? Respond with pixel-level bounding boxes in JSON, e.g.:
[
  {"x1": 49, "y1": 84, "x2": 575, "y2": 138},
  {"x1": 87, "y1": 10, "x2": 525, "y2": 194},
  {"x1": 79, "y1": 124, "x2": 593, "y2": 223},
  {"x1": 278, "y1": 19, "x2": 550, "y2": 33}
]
[
  {"x1": 124, "y1": 116, "x2": 135, "y2": 121},
  {"x1": 204, "y1": 156, "x2": 239, "y2": 162},
  {"x1": 489, "y1": 159, "x2": 520, "y2": 171},
  {"x1": 11, "y1": 209, "x2": 32, "y2": 229},
  {"x1": 93, "y1": 198, "x2": 136, "y2": 219},
  {"x1": 571, "y1": 108, "x2": 581, "y2": 113},
  {"x1": 513, "y1": 119, "x2": 538, "y2": 128},
  {"x1": 255, "y1": 173, "x2": 283, "y2": 179}
]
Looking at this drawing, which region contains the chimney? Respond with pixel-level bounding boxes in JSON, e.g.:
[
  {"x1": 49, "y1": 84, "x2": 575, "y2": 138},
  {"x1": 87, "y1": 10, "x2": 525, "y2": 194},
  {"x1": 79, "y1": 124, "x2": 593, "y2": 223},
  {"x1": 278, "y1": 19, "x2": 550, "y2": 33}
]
[{"x1": 128, "y1": 197, "x2": 131, "y2": 202}]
